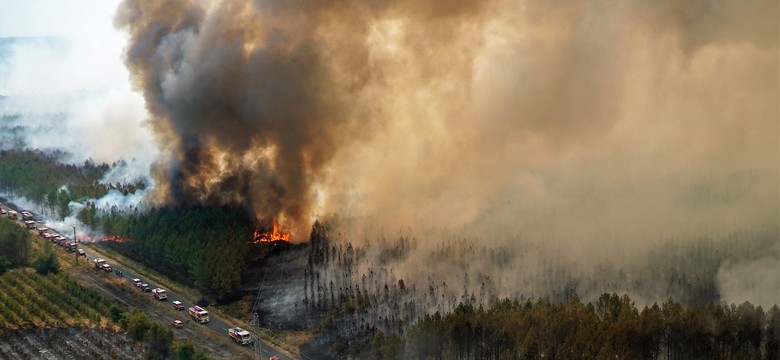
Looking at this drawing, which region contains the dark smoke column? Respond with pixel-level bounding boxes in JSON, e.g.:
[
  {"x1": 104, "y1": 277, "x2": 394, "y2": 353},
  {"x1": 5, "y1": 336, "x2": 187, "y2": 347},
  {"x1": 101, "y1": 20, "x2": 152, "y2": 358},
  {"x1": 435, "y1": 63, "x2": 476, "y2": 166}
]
[
  {"x1": 114, "y1": 0, "x2": 369, "y2": 236},
  {"x1": 114, "y1": 0, "x2": 495, "y2": 238}
]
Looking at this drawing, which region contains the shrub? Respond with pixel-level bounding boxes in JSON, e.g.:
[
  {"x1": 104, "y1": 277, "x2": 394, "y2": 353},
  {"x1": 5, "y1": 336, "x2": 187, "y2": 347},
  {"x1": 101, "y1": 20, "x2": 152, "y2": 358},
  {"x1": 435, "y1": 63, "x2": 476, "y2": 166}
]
[
  {"x1": 0, "y1": 255, "x2": 10, "y2": 275},
  {"x1": 33, "y1": 251, "x2": 59, "y2": 275}
]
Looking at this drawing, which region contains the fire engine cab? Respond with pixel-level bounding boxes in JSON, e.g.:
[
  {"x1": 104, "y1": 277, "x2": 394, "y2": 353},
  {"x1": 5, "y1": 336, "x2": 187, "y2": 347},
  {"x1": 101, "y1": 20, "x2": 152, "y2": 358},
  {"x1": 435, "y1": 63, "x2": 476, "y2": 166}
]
[
  {"x1": 228, "y1": 327, "x2": 253, "y2": 345},
  {"x1": 152, "y1": 288, "x2": 168, "y2": 300},
  {"x1": 188, "y1": 306, "x2": 209, "y2": 323}
]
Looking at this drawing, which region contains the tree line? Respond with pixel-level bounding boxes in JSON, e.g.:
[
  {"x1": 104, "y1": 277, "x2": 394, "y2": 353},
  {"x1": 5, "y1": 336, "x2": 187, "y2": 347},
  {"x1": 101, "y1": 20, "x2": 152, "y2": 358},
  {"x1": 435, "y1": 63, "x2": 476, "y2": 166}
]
[
  {"x1": 0, "y1": 216, "x2": 59, "y2": 275},
  {"x1": 0, "y1": 216, "x2": 31, "y2": 272},
  {"x1": 340, "y1": 294, "x2": 780, "y2": 360},
  {"x1": 0, "y1": 149, "x2": 145, "y2": 220},
  {"x1": 298, "y1": 222, "x2": 780, "y2": 359}
]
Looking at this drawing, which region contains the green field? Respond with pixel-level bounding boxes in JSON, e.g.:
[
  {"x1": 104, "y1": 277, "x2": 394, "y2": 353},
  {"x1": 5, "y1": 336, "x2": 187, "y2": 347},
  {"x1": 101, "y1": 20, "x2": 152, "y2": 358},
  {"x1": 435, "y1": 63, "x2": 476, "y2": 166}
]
[{"x1": 0, "y1": 268, "x2": 114, "y2": 330}]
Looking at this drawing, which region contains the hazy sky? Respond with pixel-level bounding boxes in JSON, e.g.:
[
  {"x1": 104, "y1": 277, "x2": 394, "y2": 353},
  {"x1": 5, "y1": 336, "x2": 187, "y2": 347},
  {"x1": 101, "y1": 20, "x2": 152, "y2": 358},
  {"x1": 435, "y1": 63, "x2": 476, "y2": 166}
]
[
  {"x1": 0, "y1": 0, "x2": 153, "y2": 169},
  {"x1": 0, "y1": 0, "x2": 120, "y2": 38}
]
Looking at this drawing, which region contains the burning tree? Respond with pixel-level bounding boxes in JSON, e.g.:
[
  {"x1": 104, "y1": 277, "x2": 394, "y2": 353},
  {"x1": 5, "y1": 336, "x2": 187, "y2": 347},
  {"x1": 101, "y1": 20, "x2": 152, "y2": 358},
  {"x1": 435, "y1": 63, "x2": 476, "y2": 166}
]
[{"x1": 254, "y1": 217, "x2": 291, "y2": 243}]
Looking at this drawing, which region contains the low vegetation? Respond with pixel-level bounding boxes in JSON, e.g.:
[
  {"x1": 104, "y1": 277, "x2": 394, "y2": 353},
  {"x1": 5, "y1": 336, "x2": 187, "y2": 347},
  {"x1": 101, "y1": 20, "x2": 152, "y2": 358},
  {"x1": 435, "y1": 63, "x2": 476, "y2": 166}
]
[
  {"x1": 32, "y1": 242, "x2": 59, "y2": 275},
  {"x1": 0, "y1": 268, "x2": 112, "y2": 329},
  {"x1": 0, "y1": 216, "x2": 209, "y2": 359},
  {"x1": 0, "y1": 327, "x2": 144, "y2": 359}
]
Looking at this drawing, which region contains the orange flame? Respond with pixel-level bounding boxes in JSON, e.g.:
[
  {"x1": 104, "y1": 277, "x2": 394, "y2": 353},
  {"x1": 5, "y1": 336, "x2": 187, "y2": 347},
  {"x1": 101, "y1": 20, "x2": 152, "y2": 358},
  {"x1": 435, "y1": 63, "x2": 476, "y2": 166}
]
[
  {"x1": 254, "y1": 217, "x2": 291, "y2": 243},
  {"x1": 102, "y1": 235, "x2": 128, "y2": 243}
]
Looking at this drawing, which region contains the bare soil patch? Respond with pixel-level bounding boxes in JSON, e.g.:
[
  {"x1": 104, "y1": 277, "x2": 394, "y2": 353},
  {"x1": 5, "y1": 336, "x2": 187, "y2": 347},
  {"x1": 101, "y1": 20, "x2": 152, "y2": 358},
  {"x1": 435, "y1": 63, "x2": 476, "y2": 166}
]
[{"x1": 0, "y1": 327, "x2": 143, "y2": 360}]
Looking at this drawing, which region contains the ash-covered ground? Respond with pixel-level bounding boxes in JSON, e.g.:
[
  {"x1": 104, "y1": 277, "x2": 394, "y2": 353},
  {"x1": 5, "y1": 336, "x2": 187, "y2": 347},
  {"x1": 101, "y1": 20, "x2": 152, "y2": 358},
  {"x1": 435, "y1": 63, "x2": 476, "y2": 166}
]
[
  {"x1": 0, "y1": 327, "x2": 144, "y2": 360},
  {"x1": 246, "y1": 243, "x2": 316, "y2": 330}
]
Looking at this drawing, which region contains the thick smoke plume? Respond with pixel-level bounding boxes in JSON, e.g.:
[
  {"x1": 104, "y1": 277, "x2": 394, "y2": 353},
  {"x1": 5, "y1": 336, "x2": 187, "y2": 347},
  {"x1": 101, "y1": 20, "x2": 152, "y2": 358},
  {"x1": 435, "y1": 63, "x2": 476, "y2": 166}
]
[
  {"x1": 117, "y1": 0, "x2": 778, "y2": 305},
  {"x1": 115, "y1": 0, "x2": 511, "y2": 235}
]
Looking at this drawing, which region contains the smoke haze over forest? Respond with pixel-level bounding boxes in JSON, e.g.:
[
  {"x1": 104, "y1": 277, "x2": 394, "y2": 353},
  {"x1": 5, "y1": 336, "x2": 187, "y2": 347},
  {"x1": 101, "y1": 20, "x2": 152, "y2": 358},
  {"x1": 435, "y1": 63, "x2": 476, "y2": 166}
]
[{"x1": 1, "y1": 0, "x2": 778, "y2": 307}]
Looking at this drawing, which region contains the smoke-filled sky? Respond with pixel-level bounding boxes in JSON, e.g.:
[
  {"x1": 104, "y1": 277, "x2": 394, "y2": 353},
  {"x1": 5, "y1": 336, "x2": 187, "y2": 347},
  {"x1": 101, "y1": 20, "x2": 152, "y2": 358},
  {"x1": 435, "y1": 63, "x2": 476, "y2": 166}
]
[
  {"x1": 1, "y1": 0, "x2": 778, "y2": 305},
  {"x1": 115, "y1": 0, "x2": 777, "y2": 308},
  {"x1": 0, "y1": 0, "x2": 154, "y2": 174},
  {"x1": 109, "y1": 0, "x2": 779, "y2": 239}
]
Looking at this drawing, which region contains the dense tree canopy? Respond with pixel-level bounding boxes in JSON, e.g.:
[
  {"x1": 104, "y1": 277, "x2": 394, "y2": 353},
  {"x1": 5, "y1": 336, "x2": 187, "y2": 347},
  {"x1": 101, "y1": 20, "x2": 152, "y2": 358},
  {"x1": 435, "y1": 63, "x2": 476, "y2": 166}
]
[
  {"x1": 102, "y1": 206, "x2": 256, "y2": 301},
  {"x1": 352, "y1": 295, "x2": 780, "y2": 360},
  {"x1": 0, "y1": 149, "x2": 145, "y2": 220},
  {"x1": 0, "y1": 149, "x2": 261, "y2": 301},
  {"x1": 32, "y1": 243, "x2": 60, "y2": 275},
  {"x1": 301, "y1": 228, "x2": 780, "y2": 359},
  {"x1": 0, "y1": 217, "x2": 31, "y2": 268}
]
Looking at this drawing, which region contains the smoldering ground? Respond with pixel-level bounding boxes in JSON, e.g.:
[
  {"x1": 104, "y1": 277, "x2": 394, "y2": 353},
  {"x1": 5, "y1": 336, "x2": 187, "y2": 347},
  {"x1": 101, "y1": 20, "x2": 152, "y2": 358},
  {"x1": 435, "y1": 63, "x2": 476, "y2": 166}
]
[{"x1": 116, "y1": 0, "x2": 778, "y2": 308}]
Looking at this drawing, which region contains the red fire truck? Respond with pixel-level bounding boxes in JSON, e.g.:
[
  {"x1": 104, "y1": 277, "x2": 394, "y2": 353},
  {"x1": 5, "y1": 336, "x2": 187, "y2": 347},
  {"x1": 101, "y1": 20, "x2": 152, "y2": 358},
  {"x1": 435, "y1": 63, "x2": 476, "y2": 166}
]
[{"x1": 188, "y1": 306, "x2": 209, "y2": 323}]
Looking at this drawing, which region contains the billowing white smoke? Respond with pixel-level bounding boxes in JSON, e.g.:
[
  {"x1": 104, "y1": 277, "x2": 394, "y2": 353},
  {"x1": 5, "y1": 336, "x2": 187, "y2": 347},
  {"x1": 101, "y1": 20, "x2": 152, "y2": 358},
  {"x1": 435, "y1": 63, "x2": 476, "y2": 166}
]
[
  {"x1": 717, "y1": 249, "x2": 780, "y2": 308},
  {"x1": 0, "y1": 36, "x2": 154, "y2": 167},
  {"x1": 0, "y1": 17, "x2": 156, "y2": 223}
]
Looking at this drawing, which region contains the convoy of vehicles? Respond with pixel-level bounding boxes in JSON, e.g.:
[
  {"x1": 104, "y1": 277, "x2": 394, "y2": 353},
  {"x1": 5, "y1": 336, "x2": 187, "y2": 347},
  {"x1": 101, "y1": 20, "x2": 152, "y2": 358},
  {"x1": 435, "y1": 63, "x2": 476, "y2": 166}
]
[
  {"x1": 189, "y1": 306, "x2": 210, "y2": 323},
  {"x1": 228, "y1": 327, "x2": 253, "y2": 345},
  {"x1": 1, "y1": 203, "x2": 272, "y2": 355}
]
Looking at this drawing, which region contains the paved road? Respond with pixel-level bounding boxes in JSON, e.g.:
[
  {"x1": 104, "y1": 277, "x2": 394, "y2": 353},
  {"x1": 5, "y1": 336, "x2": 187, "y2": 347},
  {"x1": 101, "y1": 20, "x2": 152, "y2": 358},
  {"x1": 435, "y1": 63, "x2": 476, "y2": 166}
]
[{"x1": 0, "y1": 202, "x2": 297, "y2": 360}]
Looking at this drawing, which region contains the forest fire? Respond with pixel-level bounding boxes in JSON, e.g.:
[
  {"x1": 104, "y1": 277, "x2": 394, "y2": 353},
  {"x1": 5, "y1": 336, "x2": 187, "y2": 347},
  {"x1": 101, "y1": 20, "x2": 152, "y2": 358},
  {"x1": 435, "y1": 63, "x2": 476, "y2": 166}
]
[
  {"x1": 102, "y1": 235, "x2": 128, "y2": 243},
  {"x1": 71, "y1": 234, "x2": 128, "y2": 243},
  {"x1": 254, "y1": 217, "x2": 291, "y2": 243}
]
